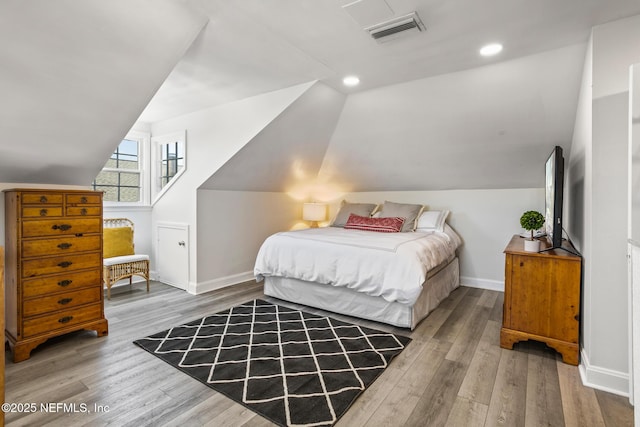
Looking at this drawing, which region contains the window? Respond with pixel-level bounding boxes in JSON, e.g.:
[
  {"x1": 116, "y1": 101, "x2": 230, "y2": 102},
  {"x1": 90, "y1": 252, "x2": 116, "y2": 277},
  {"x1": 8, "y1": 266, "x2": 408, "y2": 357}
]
[
  {"x1": 93, "y1": 129, "x2": 185, "y2": 205},
  {"x1": 159, "y1": 139, "x2": 185, "y2": 189},
  {"x1": 93, "y1": 130, "x2": 149, "y2": 204},
  {"x1": 152, "y1": 131, "x2": 186, "y2": 202}
]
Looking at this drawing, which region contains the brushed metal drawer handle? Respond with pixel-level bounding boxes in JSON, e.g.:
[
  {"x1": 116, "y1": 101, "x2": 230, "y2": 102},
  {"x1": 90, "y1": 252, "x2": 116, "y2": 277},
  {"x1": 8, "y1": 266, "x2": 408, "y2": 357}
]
[
  {"x1": 80, "y1": 197, "x2": 88, "y2": 203},
  {"x1": 80, "y1": 208, "x2": 87, "y2": 215},
  {"x1": 57, "y1": 243, "x2": 72, "y2": 250},
  {"x1": 40, "y1": 196, "x2": 48, "y2": 203},
  {"x1": 58, "y1": 316, "x2": 73, "y2": 324},
  {"x1": 40, "y1": 208, "x2": 48, "y2": 216},
  {"x1": 58, "y1": 298, "x2": 73, "y2": 305},
  {"x1": 52, "y1": 224, "x2": 72, "y2": 231},
  {"x1": 57, "y1": 261, "x2": 72, "y2": 268},
  {"x1": 57, "y1": 280, "x2": 72, "y2": 287}
]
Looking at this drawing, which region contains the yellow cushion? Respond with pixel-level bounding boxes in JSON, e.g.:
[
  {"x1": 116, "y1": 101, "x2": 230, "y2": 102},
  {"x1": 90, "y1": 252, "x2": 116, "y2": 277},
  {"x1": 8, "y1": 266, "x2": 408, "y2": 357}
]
[{"x1": 103, "y1": 227, "x2": 134, "y2": 258}]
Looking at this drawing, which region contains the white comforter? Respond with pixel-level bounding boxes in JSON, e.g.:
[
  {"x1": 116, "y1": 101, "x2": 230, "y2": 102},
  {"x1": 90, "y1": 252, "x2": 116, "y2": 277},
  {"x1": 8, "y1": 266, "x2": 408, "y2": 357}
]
[{"x1": 254, "y1": 226, "x2": 461, "y2": 305}]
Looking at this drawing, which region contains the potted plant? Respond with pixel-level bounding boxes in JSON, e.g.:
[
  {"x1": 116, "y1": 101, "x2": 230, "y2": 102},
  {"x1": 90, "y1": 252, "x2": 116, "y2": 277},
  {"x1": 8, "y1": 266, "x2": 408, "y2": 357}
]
[{"x1": 520, "y1": 210, "x2": 545, "y2": 252}]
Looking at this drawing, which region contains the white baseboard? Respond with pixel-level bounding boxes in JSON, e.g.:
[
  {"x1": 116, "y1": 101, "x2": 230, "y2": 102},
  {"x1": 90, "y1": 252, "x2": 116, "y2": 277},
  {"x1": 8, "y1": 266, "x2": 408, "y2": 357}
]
[
  {"x1": 579, "y1": 348, "x2": 629, "y2": 397},
  {"x1": 192, "y1": 271, "x2": 255, "y2": 295},
  {"x1": 460, "y1": 276, "x2": 504, "y2": 292}
]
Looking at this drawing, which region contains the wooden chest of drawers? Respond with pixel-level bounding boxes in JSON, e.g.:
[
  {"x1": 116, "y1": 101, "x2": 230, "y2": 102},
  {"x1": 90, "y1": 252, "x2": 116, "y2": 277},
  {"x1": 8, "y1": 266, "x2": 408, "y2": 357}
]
[{"x1": 4, "y1": 189, "x2": 108, "y2": 362}]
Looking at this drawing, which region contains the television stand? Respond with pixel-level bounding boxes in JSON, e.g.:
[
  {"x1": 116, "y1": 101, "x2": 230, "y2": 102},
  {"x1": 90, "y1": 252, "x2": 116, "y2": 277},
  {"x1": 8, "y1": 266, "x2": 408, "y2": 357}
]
[{"x1": 500, "y1": 235, "x2": 582, "y2": 365}]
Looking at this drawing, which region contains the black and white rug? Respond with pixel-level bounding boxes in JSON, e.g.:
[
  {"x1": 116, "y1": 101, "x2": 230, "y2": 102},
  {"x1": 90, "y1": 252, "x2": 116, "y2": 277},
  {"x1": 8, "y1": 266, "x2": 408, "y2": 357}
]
[{"x1": 134, "y1": 299, "x2": 411, "y2": 426}]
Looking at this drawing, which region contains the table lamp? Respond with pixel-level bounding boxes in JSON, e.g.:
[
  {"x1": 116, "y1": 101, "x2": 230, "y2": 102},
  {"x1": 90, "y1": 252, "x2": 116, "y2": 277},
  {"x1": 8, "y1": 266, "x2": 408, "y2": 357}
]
[{"x1": 302, "y1": 202, "x2": 326, "y2": 228}]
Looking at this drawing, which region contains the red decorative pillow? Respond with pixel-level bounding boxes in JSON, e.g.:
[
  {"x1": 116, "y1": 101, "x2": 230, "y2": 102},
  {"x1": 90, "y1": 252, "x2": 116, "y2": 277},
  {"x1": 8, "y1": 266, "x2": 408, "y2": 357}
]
[{"x1": 344, "y1": 214, "x2": 405, "y2": 233}]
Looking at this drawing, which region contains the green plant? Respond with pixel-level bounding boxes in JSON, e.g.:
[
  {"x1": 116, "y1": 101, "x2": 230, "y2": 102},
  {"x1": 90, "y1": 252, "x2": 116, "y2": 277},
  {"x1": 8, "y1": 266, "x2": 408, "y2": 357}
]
[{"x1": 520, "y1": 210, "x2": 545, "y2": 240}]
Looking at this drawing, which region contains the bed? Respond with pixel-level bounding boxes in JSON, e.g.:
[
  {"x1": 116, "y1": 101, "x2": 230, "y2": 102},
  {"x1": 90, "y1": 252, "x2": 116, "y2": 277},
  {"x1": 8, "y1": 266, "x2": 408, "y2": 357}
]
[{"x1": 254, "y1": 204, "x2": 461, "y2": 329}]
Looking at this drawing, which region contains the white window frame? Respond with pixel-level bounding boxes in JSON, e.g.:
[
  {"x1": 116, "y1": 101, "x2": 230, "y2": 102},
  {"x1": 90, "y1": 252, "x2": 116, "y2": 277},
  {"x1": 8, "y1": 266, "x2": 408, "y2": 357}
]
[
  {"x1": 98, "y1": 130, "x2": 151, "y2": 207},
  {"x1": 151, "y1": 130, "x2": 186, "y2": 204}
]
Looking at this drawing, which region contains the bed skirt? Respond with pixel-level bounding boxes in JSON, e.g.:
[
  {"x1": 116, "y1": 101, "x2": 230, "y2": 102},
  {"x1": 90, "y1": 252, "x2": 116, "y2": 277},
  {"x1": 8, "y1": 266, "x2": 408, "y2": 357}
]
[{"x1": 263, "y1": 257, "x2": 460, "y2": 330}]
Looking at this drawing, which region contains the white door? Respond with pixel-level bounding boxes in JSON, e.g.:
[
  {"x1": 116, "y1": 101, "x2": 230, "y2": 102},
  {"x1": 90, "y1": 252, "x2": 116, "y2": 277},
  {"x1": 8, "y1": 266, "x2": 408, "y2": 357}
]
[{"x1": 157, "y1": 223, "x2": 189, "y2": 290}]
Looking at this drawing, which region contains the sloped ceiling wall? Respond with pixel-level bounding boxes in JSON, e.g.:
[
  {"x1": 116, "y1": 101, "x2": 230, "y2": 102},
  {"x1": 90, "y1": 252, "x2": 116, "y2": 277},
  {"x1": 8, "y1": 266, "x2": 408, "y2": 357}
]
[
  {"x1": 199, "y1": 82, "x2": 346, "y2": 192},
  {"x1": 0, "y1": 0, "x2": 207, "y2": 184},
  {"x1": 199, "y1": 44, "x2": 585, "y2": 195},
  {"x1": 318, "y1": 44, "x2": 586, "y2": 192}
]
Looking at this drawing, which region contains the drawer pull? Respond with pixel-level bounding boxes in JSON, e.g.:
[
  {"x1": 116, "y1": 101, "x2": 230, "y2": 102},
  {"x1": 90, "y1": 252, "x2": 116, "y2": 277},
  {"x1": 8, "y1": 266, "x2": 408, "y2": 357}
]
[
  {"x1": 58, "y1": 280, "x2": 73, "y2": 287},
  {"x1": 57, "y1": 261, "x2": 73, "y2": 268},
  {"x1": 58, "y1": 316, "x2": 73, "y2": 324},
  {"x1": 40, "y1": 196, "x2": 48, "y2": 203},
  {"x1": 80, "y1": 197, "x2": 88, "y2": 203},
  {"x1": 40, "y1": 208, "x2": 48, "y2": 216},
  {"x1": 58, "y1": 298, "x2": 73, "y2": 305},
  {"x1": 80, "y1": 208, "x2": 87, "y2": 216},
  {"x1": 57, "y1": 243, "x2": 72, "y2": 250},
  {"x1": 52, "y1": 224, "x2": 72, "y2": 231}
]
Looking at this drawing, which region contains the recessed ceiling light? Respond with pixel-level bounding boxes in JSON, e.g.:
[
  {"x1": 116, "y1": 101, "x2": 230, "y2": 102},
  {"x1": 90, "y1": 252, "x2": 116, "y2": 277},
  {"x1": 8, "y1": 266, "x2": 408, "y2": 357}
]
[
  {"x1": 343, "y1": 76, "x2": 360, "y2": 87},
  {"x1": 480, "y1": 43, "x2": 503, "y2": 57}
]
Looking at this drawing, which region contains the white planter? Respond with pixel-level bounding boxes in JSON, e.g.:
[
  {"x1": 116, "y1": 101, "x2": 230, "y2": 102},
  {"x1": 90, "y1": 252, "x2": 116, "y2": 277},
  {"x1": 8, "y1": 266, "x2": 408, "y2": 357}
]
[{"x1": 524, "y1": 239, "x2": 541, "y2": 252}]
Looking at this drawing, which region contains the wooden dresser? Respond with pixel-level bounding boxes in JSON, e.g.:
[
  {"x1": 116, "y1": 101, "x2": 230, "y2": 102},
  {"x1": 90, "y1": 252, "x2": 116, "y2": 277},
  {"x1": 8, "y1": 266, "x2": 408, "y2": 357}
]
[
  {"x1": 500, "y1": 235, "x2": 582, "y2": 365},
  {"x1": 4, "y1": 189, "x2": 108, "y2": 362}
]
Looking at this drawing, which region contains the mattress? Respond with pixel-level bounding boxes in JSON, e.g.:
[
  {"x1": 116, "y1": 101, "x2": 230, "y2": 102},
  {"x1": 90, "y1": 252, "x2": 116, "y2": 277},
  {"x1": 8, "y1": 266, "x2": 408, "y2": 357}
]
[{"x1": 254, "y1": 225, "x2": 461, "y2": 306}]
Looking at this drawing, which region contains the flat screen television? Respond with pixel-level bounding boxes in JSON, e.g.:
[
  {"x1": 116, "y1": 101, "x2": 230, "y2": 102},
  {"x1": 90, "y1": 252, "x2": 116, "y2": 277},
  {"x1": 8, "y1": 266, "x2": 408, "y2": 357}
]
[{"x1": 545, "y1": 146, "x2": 564, "y2": 248}]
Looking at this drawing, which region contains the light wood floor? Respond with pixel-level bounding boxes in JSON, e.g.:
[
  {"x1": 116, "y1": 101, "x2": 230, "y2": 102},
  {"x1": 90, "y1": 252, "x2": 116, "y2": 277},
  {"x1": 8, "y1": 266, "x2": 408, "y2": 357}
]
[{"x1": 4, "y1": 281, "x2": 633, "y2": 426}]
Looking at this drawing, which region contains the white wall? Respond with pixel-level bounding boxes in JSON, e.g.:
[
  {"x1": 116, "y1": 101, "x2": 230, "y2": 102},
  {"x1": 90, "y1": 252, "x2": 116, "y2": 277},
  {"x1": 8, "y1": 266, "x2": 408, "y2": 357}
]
[
  {"x1": 195, "y1": 190, "x2": 300, "y2": 293},
  {"x1": 150, "y1": 82, "x2": 314, "y2": 290},
  {"x1": 568, "y1": 13, "x2": 640, "y2": 396},
  {"x1": 339, "y1": 189, "x2": 544, "y2": 289}
]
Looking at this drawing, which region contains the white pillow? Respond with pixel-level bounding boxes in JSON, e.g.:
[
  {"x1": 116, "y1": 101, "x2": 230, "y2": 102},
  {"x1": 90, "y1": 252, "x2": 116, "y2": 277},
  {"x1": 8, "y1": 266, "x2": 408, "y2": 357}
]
[{"x1": 416, "y1": 210, "x2": 450, "y2": 232}]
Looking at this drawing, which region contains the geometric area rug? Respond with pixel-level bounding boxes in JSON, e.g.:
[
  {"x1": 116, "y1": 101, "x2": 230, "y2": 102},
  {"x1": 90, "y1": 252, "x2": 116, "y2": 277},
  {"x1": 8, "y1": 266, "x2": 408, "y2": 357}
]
[{"x1": 133, "y1": 299, "x2": 411, "y2": 426}]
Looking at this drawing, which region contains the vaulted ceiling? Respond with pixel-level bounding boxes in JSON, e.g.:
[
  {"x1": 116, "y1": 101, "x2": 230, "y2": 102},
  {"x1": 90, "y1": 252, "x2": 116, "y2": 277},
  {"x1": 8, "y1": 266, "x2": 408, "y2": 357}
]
[
  {"x1": 140, "y1": 0, "x2": 640, "y2": 122},
  {"x1": 2, "y1": 0, "x2": 640, "y2": 189},
  {"x1": 0, "y1": 0, "x2": 207, "y2": 185}
]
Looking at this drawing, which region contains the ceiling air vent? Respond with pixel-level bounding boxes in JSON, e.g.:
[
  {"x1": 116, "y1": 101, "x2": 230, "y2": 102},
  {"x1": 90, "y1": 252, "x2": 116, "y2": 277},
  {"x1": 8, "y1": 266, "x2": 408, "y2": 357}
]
[{"x1": 366, "y1": 12, "x2": 425, "y2": 43}]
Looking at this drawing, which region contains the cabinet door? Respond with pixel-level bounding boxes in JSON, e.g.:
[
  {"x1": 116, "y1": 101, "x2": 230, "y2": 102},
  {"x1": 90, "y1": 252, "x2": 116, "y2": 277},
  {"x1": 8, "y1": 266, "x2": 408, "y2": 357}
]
[{"x1": 508, "y1": 254, "x2": 580, "y2": 343}]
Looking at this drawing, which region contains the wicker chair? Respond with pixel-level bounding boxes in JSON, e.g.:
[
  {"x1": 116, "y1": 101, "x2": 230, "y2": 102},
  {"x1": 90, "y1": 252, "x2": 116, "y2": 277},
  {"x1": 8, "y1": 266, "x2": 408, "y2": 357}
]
[{"x1": 103, "y1": 218, "x2": 150, "y2": 300}]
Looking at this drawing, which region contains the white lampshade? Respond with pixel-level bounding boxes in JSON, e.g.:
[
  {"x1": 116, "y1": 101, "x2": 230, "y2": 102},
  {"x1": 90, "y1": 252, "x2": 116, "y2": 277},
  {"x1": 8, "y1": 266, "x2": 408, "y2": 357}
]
[{"x1": 302, "y1": 203, "x2": 326, "y2": 226}]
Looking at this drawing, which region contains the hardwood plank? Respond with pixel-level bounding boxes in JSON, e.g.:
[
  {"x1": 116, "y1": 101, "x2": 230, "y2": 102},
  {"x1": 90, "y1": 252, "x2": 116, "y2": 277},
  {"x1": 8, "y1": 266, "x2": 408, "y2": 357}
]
[
  {"x1": 433, "y1": 293, "x2": 480, "y2": 343},
  {"x1": 484, "y1": 348, "x2": 528, "y2": 427},
  {"x1": 445, "y1": 304, "x2": 491, "y2": 365},
  {"x1": 477, "y1": 289, "x2": 499, "y2": 309},
  {"x1": 403, "y1": 358, "x2": 468, "y2": 426},
  {"x1": 166, "y1": 393, "x2": 238, "y2": 426},
  {"x1": 349, "y1": 339, "x2": 451, "y2": 426},
  {"x1": 525, "y1": 351, "x2": 565, "y2": 427},
  {"x1": 444, "y1": 397, "x2": 488, "y2": 427},
  {"x1": 457, "y1": 320, "x2": 502, "y2": 405},
  {"x1": 489, "y1": 291, "x2": 504, "y2": 323},
  {"x1": 410, "y1": 305, "x2": 453, "y2": 342},
  {"x1": 594, "y1": 389, "x2": 634, "y2": 427},
  {"x1": 557, "y1": 360, "x2": 606, "y2": 427}
]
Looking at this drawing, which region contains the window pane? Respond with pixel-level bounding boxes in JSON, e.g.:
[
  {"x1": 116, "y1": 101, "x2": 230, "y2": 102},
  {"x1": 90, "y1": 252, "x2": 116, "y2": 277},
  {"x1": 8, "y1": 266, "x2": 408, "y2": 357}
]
[
  {"x1": 119, "y1": 187, "x2": 140, "y2": 202},
  {"x1": 113, "y1": 139, "x2": 139, "y2": 170},
  {"x1": 94, "y1": 171, "x2": 119, "y2": 186},
  {"x1": 119, "y1": 172, "x2": 140, "y2": 187},
  {"x1": 159, "y1": 140, "x2": 185, "y2": 190}
]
